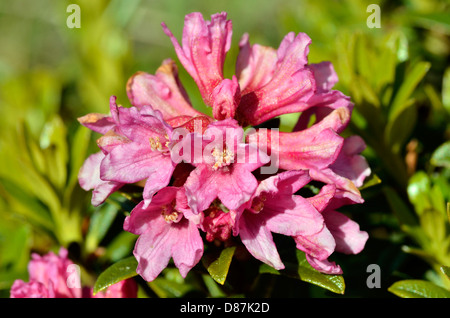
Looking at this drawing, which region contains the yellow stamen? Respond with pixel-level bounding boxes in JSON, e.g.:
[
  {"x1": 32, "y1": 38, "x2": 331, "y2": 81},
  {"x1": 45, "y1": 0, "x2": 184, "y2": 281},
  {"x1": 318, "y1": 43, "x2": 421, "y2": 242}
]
[{"x1": 211, "y1": 147, "x2": 234, "y2": 170}]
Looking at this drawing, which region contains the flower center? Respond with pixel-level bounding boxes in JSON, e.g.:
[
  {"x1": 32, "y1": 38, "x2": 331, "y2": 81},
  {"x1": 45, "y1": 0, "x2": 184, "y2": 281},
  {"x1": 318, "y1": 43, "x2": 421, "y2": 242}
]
[
  {"x1": 249, "y1": 193, "x2": 267, "y2": 214},
  {"x1": 211, "y1": 146, "x2": 234, "y2": 170},
  {"x1": 149, "y1": 134, "x2": 170, "y2": 153},
  {"x1": 161, "y1": 202, "x2": 180, "y2": 223}
]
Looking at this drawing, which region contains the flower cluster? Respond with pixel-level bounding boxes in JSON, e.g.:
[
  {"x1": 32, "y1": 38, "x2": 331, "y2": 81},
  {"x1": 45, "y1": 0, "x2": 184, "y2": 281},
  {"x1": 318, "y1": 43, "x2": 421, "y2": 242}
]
[
  {"x1": 78, "y1": 12, "x2": 370, "y2": 281},
  {"x1": 10, "y1": 248, "x2": 137, "y2": 298}
]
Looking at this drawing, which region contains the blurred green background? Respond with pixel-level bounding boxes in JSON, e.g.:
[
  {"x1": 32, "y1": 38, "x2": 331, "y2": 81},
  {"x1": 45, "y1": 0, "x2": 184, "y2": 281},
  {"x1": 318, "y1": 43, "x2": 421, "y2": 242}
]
[{"x1": 0, "y1": 0, "x2": 449, "y2": 298}]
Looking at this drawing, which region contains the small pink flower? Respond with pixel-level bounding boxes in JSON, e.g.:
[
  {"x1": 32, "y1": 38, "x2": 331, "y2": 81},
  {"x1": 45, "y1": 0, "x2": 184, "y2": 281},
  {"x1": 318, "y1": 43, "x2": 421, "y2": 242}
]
[
  {"x1": 180, "y1": 118, "x2": 270, "y2": 214},
  {"x1": 10, "y1": 248, "x2": 137, "y2": 298},
  {"x1": 99, "y1": 103, "x2": 176, "y2": 208},
  {"x1": 202, "y1": 206, "x2": 236, "y2": 242},
  {"x1": 235, "y1": 170, "x2": 325, "y2": 270},
  {"x1": 124, "y1": 187, "x2": 203, "y2": 281}
]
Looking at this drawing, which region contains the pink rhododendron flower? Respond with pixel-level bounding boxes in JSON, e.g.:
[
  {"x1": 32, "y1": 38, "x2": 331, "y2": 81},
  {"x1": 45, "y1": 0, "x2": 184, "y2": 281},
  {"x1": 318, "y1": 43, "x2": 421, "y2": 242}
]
[
  {"x1": 99, "y1": 104, "x2": 177, "y2": 207},
  {"x1": 10, "y1": 248, "x2": 137, "y2": 298},
  {"x1": 77, "y1": 11, "x2": 372, "y2": 282},
  {"x1": 124, "y1": 187, "x2": 203, "y2": 281}
]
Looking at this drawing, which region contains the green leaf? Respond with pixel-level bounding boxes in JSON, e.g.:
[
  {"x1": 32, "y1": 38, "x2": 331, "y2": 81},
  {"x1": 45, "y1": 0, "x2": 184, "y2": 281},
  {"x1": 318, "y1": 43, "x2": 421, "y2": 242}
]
[
  {"x1": 385, "y1": 101, "x2": 417, "y2": 153},
  {"x1": 443, "y1": 68, "x2": 450, "y2": 114},
  {"x1": 441, "y1": 266, "x2": 450, "y2": 280},
  {"x1": 148, "y1": 268, "x2": 196, "y2": 298},
  {"x1": 259, "y1": 251, "x2": 345, "y2": 294},
  {"x1": 388, "y1": 61, "x2": 430, "y2": 122},
  {"x1": 407, "y1": 171, "x2": 432, "y2": 216},
  {"x1": 383, "y1": 186, "x2": 418, "y2": 227},
  {"x1": 203, "y1": 246, "x2": 236, "y2": 285},
  {"x1": 85, "y1": 203, "x2": 119, "y2": 253},
  {"x1": 39, "y1": 115, "x2": 68, "y2": 190},
  {"x1": 388, "y1": 279, "x2": 450, "y2": 298},
  {"x1": 359, "y1": 173, "x2": 382, "y2": 190},
  {"x1": 295, "y1": 250, "x2": 346, "y2": 295},
  {"x1": 431, "y1": 141, "x2": 450, "y2": 168},
  {"x1": 93, "y1": 256, "x2": 138, "y2": 295}
]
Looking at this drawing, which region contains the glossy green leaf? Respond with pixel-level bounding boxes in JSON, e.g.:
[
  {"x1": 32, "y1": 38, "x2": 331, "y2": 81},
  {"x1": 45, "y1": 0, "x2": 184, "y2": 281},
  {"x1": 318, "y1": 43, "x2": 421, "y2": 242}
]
[
  {"x1": 203, "y1": 246, "x2": 236, "y2": 285},
  {"x1": 259, "y1": 251, "x2": 345, "y2": 294},
  {"x1": 388, "y1": 279, "x2": 450, "y2": 298},
  {"x1": 93, "y1": 256, "x2": 138, "y2": 295}
]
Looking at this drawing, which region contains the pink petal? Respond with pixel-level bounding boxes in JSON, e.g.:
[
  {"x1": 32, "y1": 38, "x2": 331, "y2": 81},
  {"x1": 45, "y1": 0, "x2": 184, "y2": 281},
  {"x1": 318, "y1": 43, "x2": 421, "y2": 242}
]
[
  {"x1": 184, "y1": 163, "x2": 258, "y2": 213},
  {"x1": 239, "y1": 211, "x2": 285, "y2": 270},
  {"x1": 133, "y1": 219, "x2": 175, "y2": 282},
  {"x1": 322, "y1": 210, "x2": 369, "y2": 255},
  {"x1": 100, "y1": 141, "x2": 173, "y2": 184},
  {"x1": 167, "y1": 115, "x2": 213, "y2": 133},
  {"x1": 329, "y1": 135, "x2": 371, "y2": 188},
  {"x1": 142, "y1": 160, "x2": 176, "y2": 207},
  {"x1": 10, "y1": 280, "x2": 50, "y2": 298},
  {"x1": 236, "y1": 33, "x2": 278, "y2": 94},
  {"x1": 162, "y1": 12, "x2": 232, "y2": 106},
  {"x1": 125, "y1": 192, "x2": 203, "y2": 281},
  {"x1": 255, "y1": 170, "x2": 311, "y2": 197},
  {"x1": 171, "y1": 220, "x2": 204, "y2": 278},
  {"x1": 249, "y1": 127, "x2": 344, "y2": 172},
  {"x1": 308, "y1": 61, "x2": 339, "y2": 92},
  {"x1": 217, "y1": 164, "x2": 259, "y2": 210},
  {"x1": 211, "y1": 76, "x2": 241, "y2": 120},
  {"x1": 265, "y1": 196, "x2": 325, "y2": 237},
  {"x1": 236, "y1": 32, "x2": 316, "y2": 126},
  {"x1": 78, "y1": 152, "x2": 123, "y2": 206},
  {"x1": 115, "y1": 105, "x2": 172, "y2": 145},
  {"x1": 307, "y1": 184, "x2": 336, "y2": 213},
  {"x1": 305, "y1": 254, "x2": 343, "y2": 275},
  {"x1": 294, "y1": 92, "x2": 353, "y2": 134},
  {"x1": 126, "y1": 59, "x2": 201, "y2": 120},
  {"x1": 294, "y1": 225, "x2": 336, "y2": 261},
  {"x1": 77, "y1": 113, "x2": 115, "y2": 135}
]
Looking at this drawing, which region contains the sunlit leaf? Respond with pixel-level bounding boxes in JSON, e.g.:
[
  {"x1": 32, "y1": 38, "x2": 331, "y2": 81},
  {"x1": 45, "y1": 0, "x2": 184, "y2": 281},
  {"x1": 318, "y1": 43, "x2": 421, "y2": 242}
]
[
  {"x1": 431, "y1": 141, "x2": 450, "y2": 168},
  {"x1": 388, "y1": 61, "x2": 430, "y2": 122},
  {"x1": 359, "y1": 173, "x2": 382, "y2": 190},
  {"x1": 203, "y1": 246, "x2": 236, "y2": 285},
  {"x1": 93, "y1": 256, "x2": 138, "y2": 295},
  {"x1": 388, "y1": 279, "x2": 450, "y2": 298}
]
